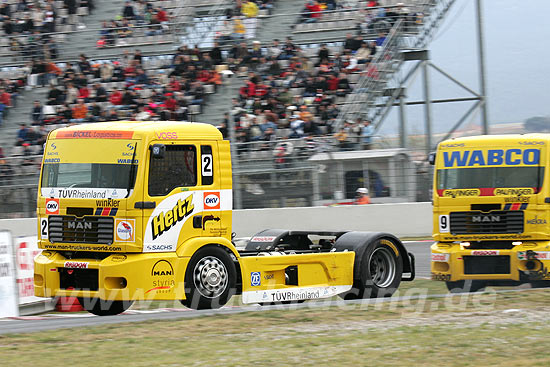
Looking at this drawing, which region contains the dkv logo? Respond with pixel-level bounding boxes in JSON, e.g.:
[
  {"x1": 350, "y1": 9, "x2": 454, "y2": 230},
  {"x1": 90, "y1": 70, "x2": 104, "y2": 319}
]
[
  {"x1": 203, "y1": 192, "x2": 220, "y2": 210},
  {"x1": 45, "y1": 198, "x2": 59, "y2": 214}
]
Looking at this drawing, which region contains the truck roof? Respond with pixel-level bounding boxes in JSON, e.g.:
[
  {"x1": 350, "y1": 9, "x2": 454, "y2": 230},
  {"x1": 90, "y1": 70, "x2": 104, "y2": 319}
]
[
  {"x1": 50, "y1": 121, "x2": 223, "y2": 140},
  {"x1": 440, "y1": 134, "x2": 550, "y2": 146}
]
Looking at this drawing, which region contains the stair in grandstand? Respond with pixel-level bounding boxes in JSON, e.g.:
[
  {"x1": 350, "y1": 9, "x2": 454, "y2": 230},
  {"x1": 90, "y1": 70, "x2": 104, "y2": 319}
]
[
  {"x1": 333, "y1": 0, "x2": 457, "y2": 133},
  {"x1": 197, "y1": 76, "x2": 246, "y2": 126}
]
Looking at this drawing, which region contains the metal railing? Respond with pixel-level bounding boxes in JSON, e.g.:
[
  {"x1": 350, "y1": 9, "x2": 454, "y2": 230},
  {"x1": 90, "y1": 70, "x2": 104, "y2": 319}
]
[
  {"x1": 332, "y1": 0, "x2": 457, "y2": 131},
  {"x1": 0, "y1": 134, "x2": 431, "y2": 217}
]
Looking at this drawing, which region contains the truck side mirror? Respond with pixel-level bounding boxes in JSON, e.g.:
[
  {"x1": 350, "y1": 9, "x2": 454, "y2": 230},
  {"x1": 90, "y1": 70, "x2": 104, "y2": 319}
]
[
  {"x1": 150, "y1": 144, "x2": 165, "y2": 159},
  {"x1": 428, "y1": 152, "x2": 436, "y2": 165}
]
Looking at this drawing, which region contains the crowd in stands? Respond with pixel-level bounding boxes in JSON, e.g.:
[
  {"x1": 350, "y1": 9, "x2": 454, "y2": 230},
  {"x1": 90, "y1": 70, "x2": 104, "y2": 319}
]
[
  {"x1": 97, "y1": 0, "x2": 172, "y2": 47},
  {"x1": 0, "y1": 0, "x2": 420, "y2": 172},
  {"x1": 1, "y1": 0, "x2": 94, "y2": 59},
  {"x1": 225, "y1": 35, "x2": 377, "y2": 156},
  {"x1": 22, "y1": 48, "x2": 224, "y2": 131}
]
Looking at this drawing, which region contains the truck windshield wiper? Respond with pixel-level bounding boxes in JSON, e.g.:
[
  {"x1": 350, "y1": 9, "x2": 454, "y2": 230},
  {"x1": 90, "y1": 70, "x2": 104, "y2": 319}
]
[{"x1": 125, "y1": 143, "x2": 138, "y2": 198}]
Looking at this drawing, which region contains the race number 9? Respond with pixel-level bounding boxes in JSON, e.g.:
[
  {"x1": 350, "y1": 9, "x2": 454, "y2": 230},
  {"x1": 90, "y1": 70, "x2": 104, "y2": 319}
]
[{"x1": 439, "y1": 215, "x2": 450, "y2": 233}]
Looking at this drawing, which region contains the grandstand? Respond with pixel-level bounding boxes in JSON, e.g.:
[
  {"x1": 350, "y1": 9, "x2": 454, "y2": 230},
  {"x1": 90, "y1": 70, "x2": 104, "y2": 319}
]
[{"x1": 0, "y1": 0, "x2": 456, "y2": 217}]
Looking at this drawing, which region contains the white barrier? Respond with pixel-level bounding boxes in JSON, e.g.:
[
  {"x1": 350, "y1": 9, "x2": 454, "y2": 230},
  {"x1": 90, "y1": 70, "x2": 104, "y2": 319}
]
[
  {"x1": 14, "y1": 236, "x2": 44, "y2": 305},
  {"x1": 0, "y1": 231, "x2": 18, "y2": 318},
  {"x1": 0, "y1": 203, "x2": 433, "y2": 239}
]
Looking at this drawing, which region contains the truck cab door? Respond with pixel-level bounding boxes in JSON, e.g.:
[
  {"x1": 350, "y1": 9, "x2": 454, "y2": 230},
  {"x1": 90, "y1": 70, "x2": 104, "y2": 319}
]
[
  {"x1": 141, "y1": 142, "x2": 202, "y2": 253},
  {"x1": 197, "y1": 144, "x2": 223, "y2": 237}
]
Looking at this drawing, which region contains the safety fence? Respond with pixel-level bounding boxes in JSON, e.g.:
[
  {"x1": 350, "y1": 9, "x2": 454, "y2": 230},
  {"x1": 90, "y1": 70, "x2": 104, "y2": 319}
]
[{"x1": 0, "y1": 137, "x2": 432, "y2": 218}]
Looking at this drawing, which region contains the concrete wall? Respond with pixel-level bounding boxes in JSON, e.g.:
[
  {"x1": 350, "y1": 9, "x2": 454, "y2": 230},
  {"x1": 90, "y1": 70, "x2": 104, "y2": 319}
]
[
  {"x1": 233, "y1": 203, "x2": 433, "y2": 238},
  {"x1": 0, "y1": 203, "x2": 433, "y2": 239}
]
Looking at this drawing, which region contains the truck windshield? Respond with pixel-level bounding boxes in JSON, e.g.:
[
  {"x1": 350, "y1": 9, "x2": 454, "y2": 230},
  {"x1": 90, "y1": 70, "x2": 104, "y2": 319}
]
[
  {"x1": 41, "y1": 163, "x2": 137, "y2": 198},
  {"x1": 437, "y1": 166, "x2": 544, "y2": 190}
]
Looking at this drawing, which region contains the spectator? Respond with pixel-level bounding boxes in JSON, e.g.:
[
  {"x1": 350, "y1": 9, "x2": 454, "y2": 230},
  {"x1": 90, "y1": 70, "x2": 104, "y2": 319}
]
[
  {"x1": 122, "y1": 1, "x2": 136, "y2": 20},
  {"x1": 31, "y1": 101, "x2": 44, "y2": 125},
  {"x1": 71, "y1": 98, "x2": 88, "y2": 122},
  {"x1": 65, "y1": 0, "x2": 77, "y2": 24},
  {"x1": 361, "y1": 119, "x2": 374, "y2": 149},
  {"x1": 65, "y1": 82, "x2": 78, "y2": 104},
  {"x1": 241, "y1": 0, "x2": 259, "y2": 39},
  {"x1": 209, "y1": 42, "x2": 223, "y2": 65},
  {"x1": 0, "y1": 88, "x2": 11, "y2": 118},
  {"x1": 109, "y1": 89, "x2": 123, "y2": 105},
  {"x1": 218, "y1": 113, "x2": 229, "y2": 139},
  {"x1": 107, "y1": 108, "x2": 119, "y2": 121},
  {"x1": 334, "y1": 127, "x2": 350, "y2": 151},
  {"x1": 232, "y1": 16, "x2": 246, "y2": 40},
  {"x1": 93, "y1": 83, "x2": 108, "y2": 102},
  {"x1": 16, "y1": 124, "x2": 29, "y2": 146},
  {"x1": 354, "y1": 187, "x2": 371, "y2": 204},
  {"x1": 46, "y1": 84, "x2": 63, "y2": 106}
]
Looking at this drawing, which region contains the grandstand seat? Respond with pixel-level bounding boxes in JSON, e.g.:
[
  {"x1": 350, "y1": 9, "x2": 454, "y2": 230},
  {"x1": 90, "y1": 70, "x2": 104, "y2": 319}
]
[
  {"x1": 204, "y1": 84, "x2": 215, "y2": 94},
  {"x1": 77, "y1": 7, "x2": 89, "y2": 16},
  {"x1": 189, "y1": 104, "x2": 201, "y2": 115}
]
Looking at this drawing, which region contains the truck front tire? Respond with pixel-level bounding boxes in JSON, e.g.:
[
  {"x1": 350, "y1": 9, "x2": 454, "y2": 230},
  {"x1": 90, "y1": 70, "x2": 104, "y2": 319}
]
[
  {"x1": 77, "y1": 298, "x2": 134, "y2": 316},
  {"x1": 340, "y1": 239, "x2": 403, "y2": 299},
  {"x1": 181, "y1": 246, "x2": 236, "y2": 310}
]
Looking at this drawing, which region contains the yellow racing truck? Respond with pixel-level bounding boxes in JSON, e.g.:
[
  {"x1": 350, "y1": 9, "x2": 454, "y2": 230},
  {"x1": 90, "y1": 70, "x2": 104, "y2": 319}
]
[
  {"x1": 430, "y1": 134, "x2": 550, "y2": 292},
  {"x1": 34, "y1": 121, "x2": 414, "y2": 315}
]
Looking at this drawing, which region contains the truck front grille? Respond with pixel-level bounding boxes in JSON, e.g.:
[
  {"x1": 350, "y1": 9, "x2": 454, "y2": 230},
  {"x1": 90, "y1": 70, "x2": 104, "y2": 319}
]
[
  {"x1": 59, "y1": 268, "x2": 99, "y2": 291},
  {"x1": 450, "y1": 211, "x2": 523, "y2": 234},
  {"x1": 463, "y1": 255, "x2": 510, "y2": 274},
  {"x1": 48, "y1": 216, "x2": 114, "y2": 244}
]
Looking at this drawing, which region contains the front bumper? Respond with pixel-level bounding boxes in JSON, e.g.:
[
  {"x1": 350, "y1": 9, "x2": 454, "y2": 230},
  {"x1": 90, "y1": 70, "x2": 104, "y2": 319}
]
[
  {"x1": 431, "y1": 242, "x2": 550, "y2": 282},
  {"x1": 34, "y1": 251, "x2": 190, "y2": 301}
]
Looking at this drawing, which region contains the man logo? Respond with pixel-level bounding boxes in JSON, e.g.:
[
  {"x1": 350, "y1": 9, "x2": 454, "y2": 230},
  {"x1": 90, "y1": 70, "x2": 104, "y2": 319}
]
[
  {"x1": 151, "y1": 260, "x2": 174, "y2": 277},
  {"x1": 203, "y1": 192, "x2": 220, "y2": 210},
  {"x1": 45, "y1": 198, "x2": 59, "y2": 214}
]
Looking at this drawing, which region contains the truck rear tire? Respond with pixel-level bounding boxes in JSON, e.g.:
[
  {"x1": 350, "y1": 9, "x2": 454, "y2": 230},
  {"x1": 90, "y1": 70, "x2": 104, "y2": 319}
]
[
  {"x1": 340, "y1": 239, "x2": 403, "y2": 299},
  {"x1": 445, "y1": 280, "x2": 486, "y2": 293},
  {"x1": 77, "y1": 298, "x2": 133, "y2": 316},
  {"x1": 181, "y1": 246, "x2": 236, "y2": 310}
]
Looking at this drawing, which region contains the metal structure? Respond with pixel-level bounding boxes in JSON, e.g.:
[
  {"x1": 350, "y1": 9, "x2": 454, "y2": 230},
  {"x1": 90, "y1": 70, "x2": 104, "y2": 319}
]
[{"x1": 334, "y1": 0, "x2": 490, "y2": 153}]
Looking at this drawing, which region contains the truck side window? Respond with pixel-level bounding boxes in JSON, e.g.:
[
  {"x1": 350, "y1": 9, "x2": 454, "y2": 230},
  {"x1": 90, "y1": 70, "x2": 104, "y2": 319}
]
[
  {"x1": 201, "y1": 145, "x2": 214, "y2": 185},
  {"x1": 148, "y1": 145, "x2": 197, "y2": 196}
]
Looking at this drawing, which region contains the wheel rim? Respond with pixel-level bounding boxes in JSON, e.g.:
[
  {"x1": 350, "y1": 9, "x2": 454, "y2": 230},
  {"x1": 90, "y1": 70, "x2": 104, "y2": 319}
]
[
  {"x1": 193, "y1": 256, "x2": 228, "y2": 298},
  {"x1": 369, "y1": 247, "x2": 396, "y2": 288}
]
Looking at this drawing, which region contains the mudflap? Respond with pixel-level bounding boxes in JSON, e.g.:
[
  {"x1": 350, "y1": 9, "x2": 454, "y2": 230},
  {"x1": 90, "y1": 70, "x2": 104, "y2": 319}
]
[{"x1": 402, "y1": 252, "x2": 415, "y2": 281}]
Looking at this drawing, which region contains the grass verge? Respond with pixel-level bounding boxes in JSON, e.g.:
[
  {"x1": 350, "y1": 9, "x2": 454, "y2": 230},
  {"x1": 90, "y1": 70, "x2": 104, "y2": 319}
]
[{"x1": 2, "y1": 286, "x2": 550, "y2": 366}]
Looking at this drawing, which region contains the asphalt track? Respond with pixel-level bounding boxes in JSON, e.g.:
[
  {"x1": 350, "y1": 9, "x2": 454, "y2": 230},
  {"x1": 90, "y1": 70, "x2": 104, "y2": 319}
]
[{"x1": 1, "y1": 241, "x2": 434, "y2": 335}]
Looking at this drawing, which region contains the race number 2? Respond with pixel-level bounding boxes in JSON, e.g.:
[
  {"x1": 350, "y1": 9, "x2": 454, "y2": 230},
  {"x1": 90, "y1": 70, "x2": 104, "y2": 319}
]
[
  {"x1": 439, "y1": 215, "x2": 450, "y2": 233},
  {"x1": 40, "y1": 218, "x2": 48, "y2": 239},
  {"x1": 202, "y1": 154, "x2": 213, "y2": 176}
]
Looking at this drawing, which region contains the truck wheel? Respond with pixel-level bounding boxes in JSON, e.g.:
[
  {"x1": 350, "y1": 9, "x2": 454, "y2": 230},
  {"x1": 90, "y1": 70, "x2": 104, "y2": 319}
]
[
  {"x1": 77, "y1": 298, "x2": 133, "y2": 316},
  {"x1": 181, "y1": 246, "x2": 236, "y2": 310},
  {"x1": 445, "y1": 280, "x2": 486, "y2": 293},
  {"x1": 341, "y1": 240, "x2": 403, "y2": 299}
]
